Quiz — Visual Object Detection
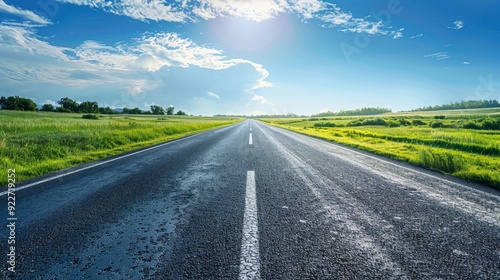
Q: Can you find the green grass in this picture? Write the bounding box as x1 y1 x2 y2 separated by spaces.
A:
260 108 500 189
0 111 242 185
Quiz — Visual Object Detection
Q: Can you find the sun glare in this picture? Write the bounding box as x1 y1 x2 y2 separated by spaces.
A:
208 15 293 53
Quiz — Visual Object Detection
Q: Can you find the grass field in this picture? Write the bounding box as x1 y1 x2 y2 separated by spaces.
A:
0 111 242 185
260 108 500 189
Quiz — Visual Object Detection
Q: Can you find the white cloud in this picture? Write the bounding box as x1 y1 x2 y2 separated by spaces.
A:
193 0 288 22
57 0 188 22
136 32 272 89
113 0 188 22
319 10 352 26
128 79 154 95
55 0 402 37
0 24 272 93
345 19 384 34
143 101 163 108
289 0 326 19
0 23 66 58
73 40 138 71
59 0 288 22
207 91 220 99
410 33 423 39
424 52 449 60
448 20 464 30
462 61 470 65
0 24 89 85
243 60 272 90
42 99 58 106
0 0 51 25
316 4 402 37
391 28 404 39
252 94 273 105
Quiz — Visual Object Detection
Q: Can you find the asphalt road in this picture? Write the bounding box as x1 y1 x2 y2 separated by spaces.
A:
1 119 499 279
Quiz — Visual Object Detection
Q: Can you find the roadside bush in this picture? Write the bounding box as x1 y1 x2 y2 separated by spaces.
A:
430 121 444 128
347 117 390 127
362 117 386 126
386 121 400 127
412 119 426 126
314 122 336 127
347 120 363 127
434 115 446 119
398 118 411 126
82 114 99 120
463 121 481 129
482 119 499 130
462 119 499 130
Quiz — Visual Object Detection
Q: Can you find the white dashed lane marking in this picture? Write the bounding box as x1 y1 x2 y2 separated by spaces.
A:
239 171 261 280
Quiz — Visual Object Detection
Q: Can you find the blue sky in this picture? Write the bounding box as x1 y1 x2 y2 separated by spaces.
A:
0 0 499 115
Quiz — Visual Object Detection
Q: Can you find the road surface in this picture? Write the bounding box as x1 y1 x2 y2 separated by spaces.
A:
1 119 499 279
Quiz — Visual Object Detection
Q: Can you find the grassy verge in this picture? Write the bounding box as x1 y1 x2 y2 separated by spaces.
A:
260 109 500 189
0 111 242 185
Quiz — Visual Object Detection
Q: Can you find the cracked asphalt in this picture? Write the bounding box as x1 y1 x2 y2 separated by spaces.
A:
1 119 499 279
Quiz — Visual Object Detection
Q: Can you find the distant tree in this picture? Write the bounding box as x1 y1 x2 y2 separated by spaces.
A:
175 110 187 115
150 105 165 115
166 106 174 115
58 97 79 113
312 107 391 117
99 106 116 114
18 97 37 111
79 101 99 113
56 107 72 113
0 96 36 111
123 107 142 114
410 100 500 112
40 103 55 112
132 107 143 114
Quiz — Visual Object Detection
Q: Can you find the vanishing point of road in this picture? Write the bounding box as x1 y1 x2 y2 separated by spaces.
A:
1 120 499 279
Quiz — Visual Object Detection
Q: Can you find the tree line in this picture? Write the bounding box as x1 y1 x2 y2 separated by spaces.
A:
0 96 187 115
312 107 392 117
410 100 500 112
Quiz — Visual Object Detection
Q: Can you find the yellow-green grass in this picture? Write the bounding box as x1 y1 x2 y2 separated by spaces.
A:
0 111 242 185
260 110 500 189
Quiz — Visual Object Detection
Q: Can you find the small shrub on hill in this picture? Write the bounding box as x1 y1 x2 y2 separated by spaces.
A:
430 121 444 128
482 119 499 130
463 121 481 129
314 122 337 127
82 114 99 120
412 119 426 126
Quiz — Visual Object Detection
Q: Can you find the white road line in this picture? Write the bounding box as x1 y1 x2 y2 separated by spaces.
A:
257 121 498 198
0 123 238 197
239 171 261 280
249 133 253 145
